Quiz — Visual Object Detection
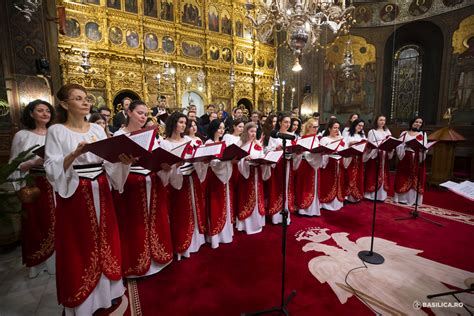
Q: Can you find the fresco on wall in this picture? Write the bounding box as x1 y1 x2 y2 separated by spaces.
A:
408 0 433 16
208 6 219 32
182 1 202 27
160 0 174 21
144 0 158 18
85 22 101 41
322 62 376 121
380 3 399 22
354 6 372 25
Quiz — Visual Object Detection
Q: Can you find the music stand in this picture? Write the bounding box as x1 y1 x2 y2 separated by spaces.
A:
358 146 385 265
395 135 442 227
242 138 296 316
427 279 474 315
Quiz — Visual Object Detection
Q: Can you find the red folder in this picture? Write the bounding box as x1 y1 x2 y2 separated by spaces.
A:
33 145 45 159
186 141 226 163
251 150 284 165
219 143 249 161
137 148 183 171
287 134 319 153
337 141 367 157
367 136 402 152
83 126 157 163
405 138 437 152
310 138 343 154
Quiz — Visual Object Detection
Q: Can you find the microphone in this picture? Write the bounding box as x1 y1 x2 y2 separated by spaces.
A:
271 130 296 140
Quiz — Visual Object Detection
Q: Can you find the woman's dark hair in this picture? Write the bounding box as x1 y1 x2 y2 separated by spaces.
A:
207 118 223 141
323 120 341 137
126 100 147 126
346 112 360 127
56 83 87 123
348 118 365 137
230 118 245 134
372 114 387 131
262 114 277 146
21 99 55 129
275 112 291 132
409 116 424 131
289 117 302 135
185 118 197 135
165 111 187 138
88 112 106 124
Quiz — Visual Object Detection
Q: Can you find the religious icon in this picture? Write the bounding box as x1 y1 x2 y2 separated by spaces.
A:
144 0 158 18
109 26 123 45
145 33 158 50
236 50 244 64
182 41 203 58
182 1 202 27
380 4 399 22
208 6 219 32
107 0 120 10
125 0 138 13
162 36 175 53
85 22 101 42
257 56 265 67
267 59 275 69
65 19 80 38
235 19 243 37
408 0 433 16
245 52 254 66
209 46 220 60
222 48 232 62
160 0 174 21
221 11 232 35
244 23 252 39
126 30 139 48
354 6 372 24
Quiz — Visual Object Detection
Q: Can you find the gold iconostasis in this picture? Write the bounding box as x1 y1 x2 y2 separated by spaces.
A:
58 0 277 115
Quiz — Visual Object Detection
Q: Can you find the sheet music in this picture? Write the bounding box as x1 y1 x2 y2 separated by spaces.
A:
264 150 283 163
128 129 155 150
170 141 191 158
352 142 366 152
440 180 474 201
326 140 341 151
297 135 317 150
194 143 223 157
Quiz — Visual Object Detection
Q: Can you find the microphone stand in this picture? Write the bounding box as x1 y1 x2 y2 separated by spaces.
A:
395 132 442 227
358 133 384 265
242 137 296 316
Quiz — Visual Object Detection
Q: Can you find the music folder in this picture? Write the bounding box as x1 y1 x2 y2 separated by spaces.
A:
405 138 437 152
83 126 157 163
287 134 319 153
337 140 367 157
186 141 226 163
33 145 45 159
251 150 284 165
219 143 249 161
310 139 342 155
137 141 190 172
367 136 402 152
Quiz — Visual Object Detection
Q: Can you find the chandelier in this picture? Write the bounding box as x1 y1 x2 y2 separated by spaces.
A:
246 0 355 58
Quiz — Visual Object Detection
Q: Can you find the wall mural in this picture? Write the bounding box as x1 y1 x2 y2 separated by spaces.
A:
323 35 376 121
380 3 399 23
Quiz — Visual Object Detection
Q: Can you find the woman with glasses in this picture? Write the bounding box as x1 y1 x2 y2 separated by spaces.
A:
9 99 56 278
44 84 134 315
294 118 323 216
112 100 173 278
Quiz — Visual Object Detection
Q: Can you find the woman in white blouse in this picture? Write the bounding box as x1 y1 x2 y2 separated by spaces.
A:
343 119 366 203
45 84 134 316
9 99 56 278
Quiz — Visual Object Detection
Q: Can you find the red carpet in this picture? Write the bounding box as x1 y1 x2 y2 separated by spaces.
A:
126 190 474 316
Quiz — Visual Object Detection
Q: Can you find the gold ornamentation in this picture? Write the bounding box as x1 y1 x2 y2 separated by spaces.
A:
452 15 474 55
